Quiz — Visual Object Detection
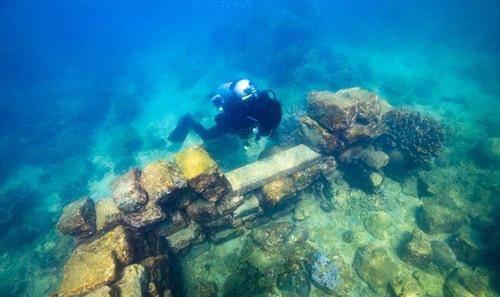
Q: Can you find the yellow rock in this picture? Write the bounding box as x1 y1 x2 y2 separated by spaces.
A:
95 198 121 233
174 146 217 180
58 244 117 296
140 160 186 202
80 225 134 265
261 177 296 207
82 286 114 297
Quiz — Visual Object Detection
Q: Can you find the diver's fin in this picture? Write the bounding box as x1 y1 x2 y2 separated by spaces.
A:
168 115 192 143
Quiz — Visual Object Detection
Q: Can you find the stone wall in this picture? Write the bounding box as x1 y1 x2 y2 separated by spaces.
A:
53 145 335 297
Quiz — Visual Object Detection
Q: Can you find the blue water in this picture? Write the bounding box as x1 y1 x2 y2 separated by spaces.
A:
0 1 499 296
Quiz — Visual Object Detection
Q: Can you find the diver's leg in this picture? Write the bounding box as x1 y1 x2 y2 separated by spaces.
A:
190 121 228 140
168 114 192 143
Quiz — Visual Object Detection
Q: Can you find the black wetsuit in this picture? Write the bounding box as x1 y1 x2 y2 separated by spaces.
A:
168 91 276 143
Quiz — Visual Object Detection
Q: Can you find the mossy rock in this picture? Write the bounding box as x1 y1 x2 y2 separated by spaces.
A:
417 204 465 234
353 244 398 292
363 211 391 239
174 146 218 180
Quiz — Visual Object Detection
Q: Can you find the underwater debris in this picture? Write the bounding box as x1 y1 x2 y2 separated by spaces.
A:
383 108 445 165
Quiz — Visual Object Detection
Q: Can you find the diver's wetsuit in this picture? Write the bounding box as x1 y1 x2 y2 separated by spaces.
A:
168 91 275 142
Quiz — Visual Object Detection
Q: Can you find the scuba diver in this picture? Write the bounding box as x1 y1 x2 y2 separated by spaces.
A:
168 79 282 147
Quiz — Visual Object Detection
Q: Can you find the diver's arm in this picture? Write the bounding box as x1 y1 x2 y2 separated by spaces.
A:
190 120 229 140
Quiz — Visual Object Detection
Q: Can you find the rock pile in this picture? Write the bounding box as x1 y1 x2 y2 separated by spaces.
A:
54 145 334 296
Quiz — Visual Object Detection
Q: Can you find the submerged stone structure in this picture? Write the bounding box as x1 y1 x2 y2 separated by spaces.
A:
53 144 333 296
53 88 477 297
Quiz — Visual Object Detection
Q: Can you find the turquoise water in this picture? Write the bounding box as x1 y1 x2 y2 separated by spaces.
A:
0 1 499 296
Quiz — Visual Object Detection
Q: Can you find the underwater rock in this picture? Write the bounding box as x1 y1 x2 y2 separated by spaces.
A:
431 240 457 270
340 147 389 170
447 267 490 297
449 230 482 264
165 223 204 255
290 156 336 192
261 177 296 207
174 146 230 202
368 172 384 190
187 280 218 297
115 264 148 297
112 169 148 213
217 194 244 215
277 263 311 297
307 88 391 143
186 199 219 223
443 267 492 297
389 276 425 297
86 225 134 265
354 244 398 292
82 286 114 297
154 210 191 237
309 251 344 295
342 230 354 243
140 160 187 203
417 204 465 234
473 137 500 168
95 198 122 233
363 211 391 240
232 193 262 218
359 149 390 170
250 222 294 252
57 196 96 238
209 227 244 244
222 264 266 297
293 201 314 221
58 241 118 296
225 144 321 196
401 229 433 269
383 108 445 165
140 255 171 297
121 202 166 229
298 115 340 154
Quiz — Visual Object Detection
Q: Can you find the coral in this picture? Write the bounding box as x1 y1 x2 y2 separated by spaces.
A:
309 251 342 293
261 176 296 207
383 108 445 164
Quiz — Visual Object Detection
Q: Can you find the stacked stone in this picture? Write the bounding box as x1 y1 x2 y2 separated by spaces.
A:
54 144 335 296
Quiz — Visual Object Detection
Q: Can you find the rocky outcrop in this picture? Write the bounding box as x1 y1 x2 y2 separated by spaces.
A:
431 240 457 270
417 204 465 234
307 88 391 144
174 146 230 202
449 230 482 264
56 197 96 238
